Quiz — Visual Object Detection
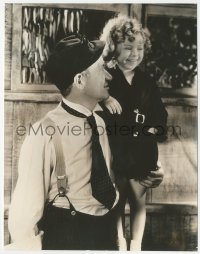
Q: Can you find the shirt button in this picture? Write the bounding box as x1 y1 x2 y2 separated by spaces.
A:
71 210 76 216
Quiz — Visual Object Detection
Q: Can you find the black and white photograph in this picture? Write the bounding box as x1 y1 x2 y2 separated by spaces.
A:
3 1 197 251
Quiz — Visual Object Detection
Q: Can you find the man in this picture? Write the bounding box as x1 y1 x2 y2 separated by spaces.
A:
6 33 164 250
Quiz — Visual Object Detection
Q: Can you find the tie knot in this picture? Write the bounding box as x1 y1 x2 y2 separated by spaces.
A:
87 114 95 125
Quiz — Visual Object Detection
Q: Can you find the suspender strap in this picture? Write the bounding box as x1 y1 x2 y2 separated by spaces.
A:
42 117 68 197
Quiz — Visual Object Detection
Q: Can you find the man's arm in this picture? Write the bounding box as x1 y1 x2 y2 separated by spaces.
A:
6 123 50 250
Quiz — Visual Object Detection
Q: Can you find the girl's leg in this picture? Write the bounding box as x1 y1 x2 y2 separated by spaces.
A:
115 176 129 250
128 179 147 251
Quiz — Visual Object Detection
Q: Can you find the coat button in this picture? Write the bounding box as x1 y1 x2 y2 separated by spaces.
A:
133 131 139 137
71 210 76 216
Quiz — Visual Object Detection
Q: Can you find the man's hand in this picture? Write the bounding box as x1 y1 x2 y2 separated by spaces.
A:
139 161 164 188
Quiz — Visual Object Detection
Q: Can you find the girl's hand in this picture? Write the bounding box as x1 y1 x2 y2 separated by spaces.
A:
104 96 122 114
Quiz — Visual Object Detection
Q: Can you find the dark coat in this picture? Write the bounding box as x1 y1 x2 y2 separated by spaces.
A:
97 66 168 179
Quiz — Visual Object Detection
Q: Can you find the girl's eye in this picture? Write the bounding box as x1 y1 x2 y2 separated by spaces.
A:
138 48 144 51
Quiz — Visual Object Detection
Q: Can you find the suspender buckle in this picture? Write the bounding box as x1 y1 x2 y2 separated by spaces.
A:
134 109 145 124
57 175 66 180
58 187 66 197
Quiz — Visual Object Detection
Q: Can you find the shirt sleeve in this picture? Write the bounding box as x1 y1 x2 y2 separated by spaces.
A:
7 123 50 250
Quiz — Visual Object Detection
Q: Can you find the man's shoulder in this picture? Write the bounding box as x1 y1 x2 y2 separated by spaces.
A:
22 104 61 140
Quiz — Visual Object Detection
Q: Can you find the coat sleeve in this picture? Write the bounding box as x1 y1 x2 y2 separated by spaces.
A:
6 123 50 250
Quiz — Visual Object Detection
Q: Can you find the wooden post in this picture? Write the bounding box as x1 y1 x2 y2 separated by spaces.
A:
129 4 142 22
5 4 12 90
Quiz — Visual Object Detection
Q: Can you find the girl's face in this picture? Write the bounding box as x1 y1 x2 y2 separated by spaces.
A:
116 33 144 71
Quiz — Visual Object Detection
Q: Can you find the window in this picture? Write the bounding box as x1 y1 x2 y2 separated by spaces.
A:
11 4 128 91
143 4 197 89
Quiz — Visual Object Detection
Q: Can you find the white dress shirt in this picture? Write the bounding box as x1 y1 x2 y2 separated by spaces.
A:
6 99 119 250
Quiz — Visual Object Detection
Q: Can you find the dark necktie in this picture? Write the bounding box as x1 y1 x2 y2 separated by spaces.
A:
61 101 116 210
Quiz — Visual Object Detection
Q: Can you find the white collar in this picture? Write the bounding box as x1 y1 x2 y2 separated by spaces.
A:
94 103 103 112
62 97 92 117
62 98 103 117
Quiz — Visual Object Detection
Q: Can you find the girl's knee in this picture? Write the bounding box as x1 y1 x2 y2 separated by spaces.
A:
128 179 147 199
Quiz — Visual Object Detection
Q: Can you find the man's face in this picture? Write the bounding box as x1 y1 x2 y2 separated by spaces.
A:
116 33 144 71
82 57 112 101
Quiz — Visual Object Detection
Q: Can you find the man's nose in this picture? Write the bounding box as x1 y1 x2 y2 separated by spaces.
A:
105 70 112 81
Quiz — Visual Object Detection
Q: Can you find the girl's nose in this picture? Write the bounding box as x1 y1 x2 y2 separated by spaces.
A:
130 49 138 57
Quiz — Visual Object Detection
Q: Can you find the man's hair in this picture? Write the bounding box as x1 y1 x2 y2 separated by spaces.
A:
62 85 73 97
100 15 151 53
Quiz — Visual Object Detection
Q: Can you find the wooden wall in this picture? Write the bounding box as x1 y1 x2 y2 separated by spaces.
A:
4 3 197 250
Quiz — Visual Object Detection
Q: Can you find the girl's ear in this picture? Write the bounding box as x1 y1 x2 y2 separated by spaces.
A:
73 73 85 90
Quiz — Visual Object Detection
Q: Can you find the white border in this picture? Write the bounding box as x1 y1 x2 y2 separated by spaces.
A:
0 1 198 254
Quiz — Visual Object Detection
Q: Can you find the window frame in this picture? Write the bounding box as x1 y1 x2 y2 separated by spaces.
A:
143 4 197 22
142 4 197 95
11 3 129 92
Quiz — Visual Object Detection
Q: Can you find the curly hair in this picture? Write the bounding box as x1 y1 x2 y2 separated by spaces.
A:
100 15 151 52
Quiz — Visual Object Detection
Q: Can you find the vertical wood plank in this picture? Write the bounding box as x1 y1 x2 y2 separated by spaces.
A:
5 4 12 90
11 4 22 90
11 102 59 191
130 4 142 21
152 105 197 203
4 101 14 245
4 219 9 245
4 101 13 207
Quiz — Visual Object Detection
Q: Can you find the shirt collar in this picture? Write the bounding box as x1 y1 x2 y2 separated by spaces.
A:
62 97 90 117
62 98 103 117
94 103 103 112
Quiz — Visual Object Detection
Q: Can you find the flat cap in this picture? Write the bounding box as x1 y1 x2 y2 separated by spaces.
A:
45 34 105 94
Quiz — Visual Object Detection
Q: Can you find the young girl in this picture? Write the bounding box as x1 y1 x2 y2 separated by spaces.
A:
100 16 168 250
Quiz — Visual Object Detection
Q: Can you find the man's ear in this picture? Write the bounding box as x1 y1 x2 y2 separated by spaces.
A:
73 73 85 90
